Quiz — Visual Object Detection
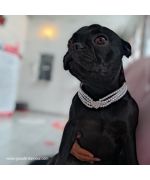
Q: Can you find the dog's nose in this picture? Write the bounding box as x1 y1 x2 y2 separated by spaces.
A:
73 42 84 50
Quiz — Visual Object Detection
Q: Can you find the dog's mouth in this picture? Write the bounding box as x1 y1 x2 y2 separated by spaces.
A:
69 50 101 72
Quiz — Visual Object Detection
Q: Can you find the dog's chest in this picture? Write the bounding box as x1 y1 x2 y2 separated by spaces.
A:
76 108 127 141
74 98 128 158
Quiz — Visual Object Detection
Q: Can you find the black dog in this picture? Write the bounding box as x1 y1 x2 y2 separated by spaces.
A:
47 24 139 165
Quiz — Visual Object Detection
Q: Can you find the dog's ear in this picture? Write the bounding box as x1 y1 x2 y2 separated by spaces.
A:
122 39 132 58
63 52 71 70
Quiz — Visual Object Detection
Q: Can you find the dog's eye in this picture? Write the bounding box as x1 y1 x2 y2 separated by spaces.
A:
94 36 107 45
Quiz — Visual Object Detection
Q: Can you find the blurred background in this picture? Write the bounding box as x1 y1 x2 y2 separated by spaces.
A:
0 15 150 164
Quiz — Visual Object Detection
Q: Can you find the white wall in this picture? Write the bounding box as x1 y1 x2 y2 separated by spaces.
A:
17 16 141 115
17 16 80 115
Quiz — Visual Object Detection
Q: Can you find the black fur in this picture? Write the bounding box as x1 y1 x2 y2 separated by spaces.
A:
46 24 139 165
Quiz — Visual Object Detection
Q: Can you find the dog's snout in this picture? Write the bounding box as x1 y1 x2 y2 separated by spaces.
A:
73 42 84 50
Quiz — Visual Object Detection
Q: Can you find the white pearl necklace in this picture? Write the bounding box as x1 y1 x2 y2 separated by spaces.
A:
78 83 128 109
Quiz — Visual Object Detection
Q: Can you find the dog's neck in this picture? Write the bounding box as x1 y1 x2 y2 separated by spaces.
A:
81 66 126 100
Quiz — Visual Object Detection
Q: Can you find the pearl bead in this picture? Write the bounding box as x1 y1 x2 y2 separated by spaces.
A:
78 83 127 109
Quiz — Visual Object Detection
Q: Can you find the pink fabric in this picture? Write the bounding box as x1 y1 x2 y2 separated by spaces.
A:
125 58 150 164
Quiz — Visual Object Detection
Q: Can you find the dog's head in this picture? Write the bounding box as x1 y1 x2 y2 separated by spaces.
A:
63 24 131 85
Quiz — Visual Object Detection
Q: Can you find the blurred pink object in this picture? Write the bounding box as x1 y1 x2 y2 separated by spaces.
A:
125 58 150 165
44 140 55 146
52 121 66 131
3 43 22 58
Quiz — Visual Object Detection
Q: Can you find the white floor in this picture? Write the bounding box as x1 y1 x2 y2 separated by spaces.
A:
0 112 67 165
